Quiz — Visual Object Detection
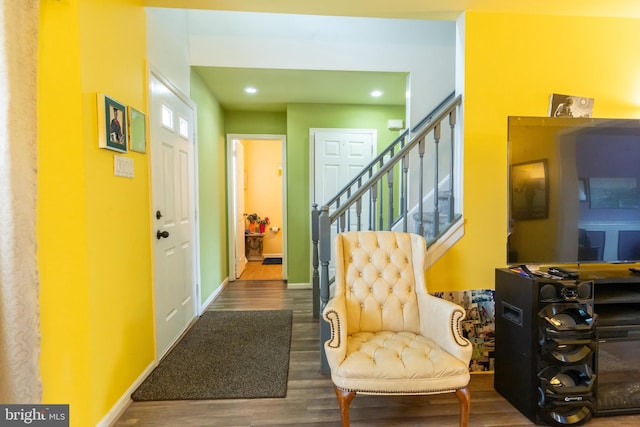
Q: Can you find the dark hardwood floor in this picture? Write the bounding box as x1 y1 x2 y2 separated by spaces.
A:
114 277 640 426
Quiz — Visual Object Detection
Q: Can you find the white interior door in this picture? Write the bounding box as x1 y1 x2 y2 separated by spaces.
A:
313 129 376 221
312 129 376 279
234 139 247 278
150 72 197 358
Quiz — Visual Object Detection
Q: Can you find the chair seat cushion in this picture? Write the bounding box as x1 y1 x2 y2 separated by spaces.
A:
331 331 470 394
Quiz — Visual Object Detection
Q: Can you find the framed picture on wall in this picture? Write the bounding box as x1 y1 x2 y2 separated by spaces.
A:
128 107 146 153
97 94 128 152
510 160 548 220
589 177 638 209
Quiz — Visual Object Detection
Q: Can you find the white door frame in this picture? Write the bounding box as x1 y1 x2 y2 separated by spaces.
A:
226 133 287 282
149 64 202 358
233 140 248 279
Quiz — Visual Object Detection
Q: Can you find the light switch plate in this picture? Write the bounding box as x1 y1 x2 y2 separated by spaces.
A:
114 155 134 178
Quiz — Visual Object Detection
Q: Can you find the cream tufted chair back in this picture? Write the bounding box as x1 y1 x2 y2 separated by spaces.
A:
336 230 424 335
324 231 472 427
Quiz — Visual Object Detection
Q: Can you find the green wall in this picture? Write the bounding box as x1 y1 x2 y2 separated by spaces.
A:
190 69 228 300
286 103 406 284
211 103 404 285
225 111 287 135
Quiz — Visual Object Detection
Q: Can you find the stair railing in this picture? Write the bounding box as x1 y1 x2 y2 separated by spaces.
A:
312 94 462 373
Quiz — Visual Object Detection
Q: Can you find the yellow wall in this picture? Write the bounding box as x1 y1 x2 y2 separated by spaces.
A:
38 1 153 425
244 139 284 254
38 0 92 415
427 12 640 292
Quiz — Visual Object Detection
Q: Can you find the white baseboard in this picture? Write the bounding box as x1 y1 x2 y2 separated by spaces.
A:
287 282 311 289
97 360 157 427
200 278 228 314
100 278 230 426
262 252 282 258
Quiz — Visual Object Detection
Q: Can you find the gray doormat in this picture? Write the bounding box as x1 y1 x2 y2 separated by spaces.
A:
131 310 292 401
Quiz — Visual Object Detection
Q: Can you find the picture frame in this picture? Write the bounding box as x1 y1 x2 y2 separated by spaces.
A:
548 93 594 118
128 107 146 153
589 177 638 209
97 94 127 152
578 178 588 202
510 160 548 220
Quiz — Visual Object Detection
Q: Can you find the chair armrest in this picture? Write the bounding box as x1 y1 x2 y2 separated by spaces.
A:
418 293 472 364
322 295 348 369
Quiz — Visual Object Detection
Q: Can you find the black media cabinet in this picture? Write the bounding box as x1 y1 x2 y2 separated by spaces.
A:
583 269 640 416
495 267 640 425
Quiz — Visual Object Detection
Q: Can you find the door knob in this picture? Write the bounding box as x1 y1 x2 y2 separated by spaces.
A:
157 230 169 240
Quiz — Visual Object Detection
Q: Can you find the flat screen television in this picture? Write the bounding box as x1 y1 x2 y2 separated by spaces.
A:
507 116 640 266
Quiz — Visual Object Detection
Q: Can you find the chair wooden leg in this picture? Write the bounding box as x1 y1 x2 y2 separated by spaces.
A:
455 386 471 427
334 386 356 427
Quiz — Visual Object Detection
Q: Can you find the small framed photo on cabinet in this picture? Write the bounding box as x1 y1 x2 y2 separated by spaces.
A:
97 94 128 153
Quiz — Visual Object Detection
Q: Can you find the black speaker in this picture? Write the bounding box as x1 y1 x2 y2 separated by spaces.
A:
538 281 593 303
537 364 596 426
495 269 597 426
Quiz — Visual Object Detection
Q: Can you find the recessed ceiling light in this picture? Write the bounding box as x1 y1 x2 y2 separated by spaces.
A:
245 87 258 94
371 90 383 97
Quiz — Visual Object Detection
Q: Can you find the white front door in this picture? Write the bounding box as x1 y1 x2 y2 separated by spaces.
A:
234 139 247 279
150 71 197 358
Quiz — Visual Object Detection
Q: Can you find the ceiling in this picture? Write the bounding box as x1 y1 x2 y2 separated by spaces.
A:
148 0 640 112
192 67 408 112
144 0 640 21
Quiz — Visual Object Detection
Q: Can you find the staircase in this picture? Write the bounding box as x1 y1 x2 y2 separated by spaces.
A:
413 190 461 241
311 93 463 373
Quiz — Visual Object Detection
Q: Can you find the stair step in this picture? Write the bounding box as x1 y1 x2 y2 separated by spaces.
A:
423 214 462 245
412 211 452 224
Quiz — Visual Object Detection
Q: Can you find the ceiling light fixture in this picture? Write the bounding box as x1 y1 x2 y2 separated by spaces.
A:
370 90 383 97
245 87 258 94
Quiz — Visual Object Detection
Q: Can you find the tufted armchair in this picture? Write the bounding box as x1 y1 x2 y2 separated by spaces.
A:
322 231 472 427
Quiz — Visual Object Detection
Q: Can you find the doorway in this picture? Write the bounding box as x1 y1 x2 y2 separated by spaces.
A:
149 68 200 359
227 134 287 282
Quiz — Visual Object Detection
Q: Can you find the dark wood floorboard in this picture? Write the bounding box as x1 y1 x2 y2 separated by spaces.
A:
114 278 640 426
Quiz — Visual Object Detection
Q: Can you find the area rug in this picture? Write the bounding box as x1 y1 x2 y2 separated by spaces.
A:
131 310 292 401
262 257 282 265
